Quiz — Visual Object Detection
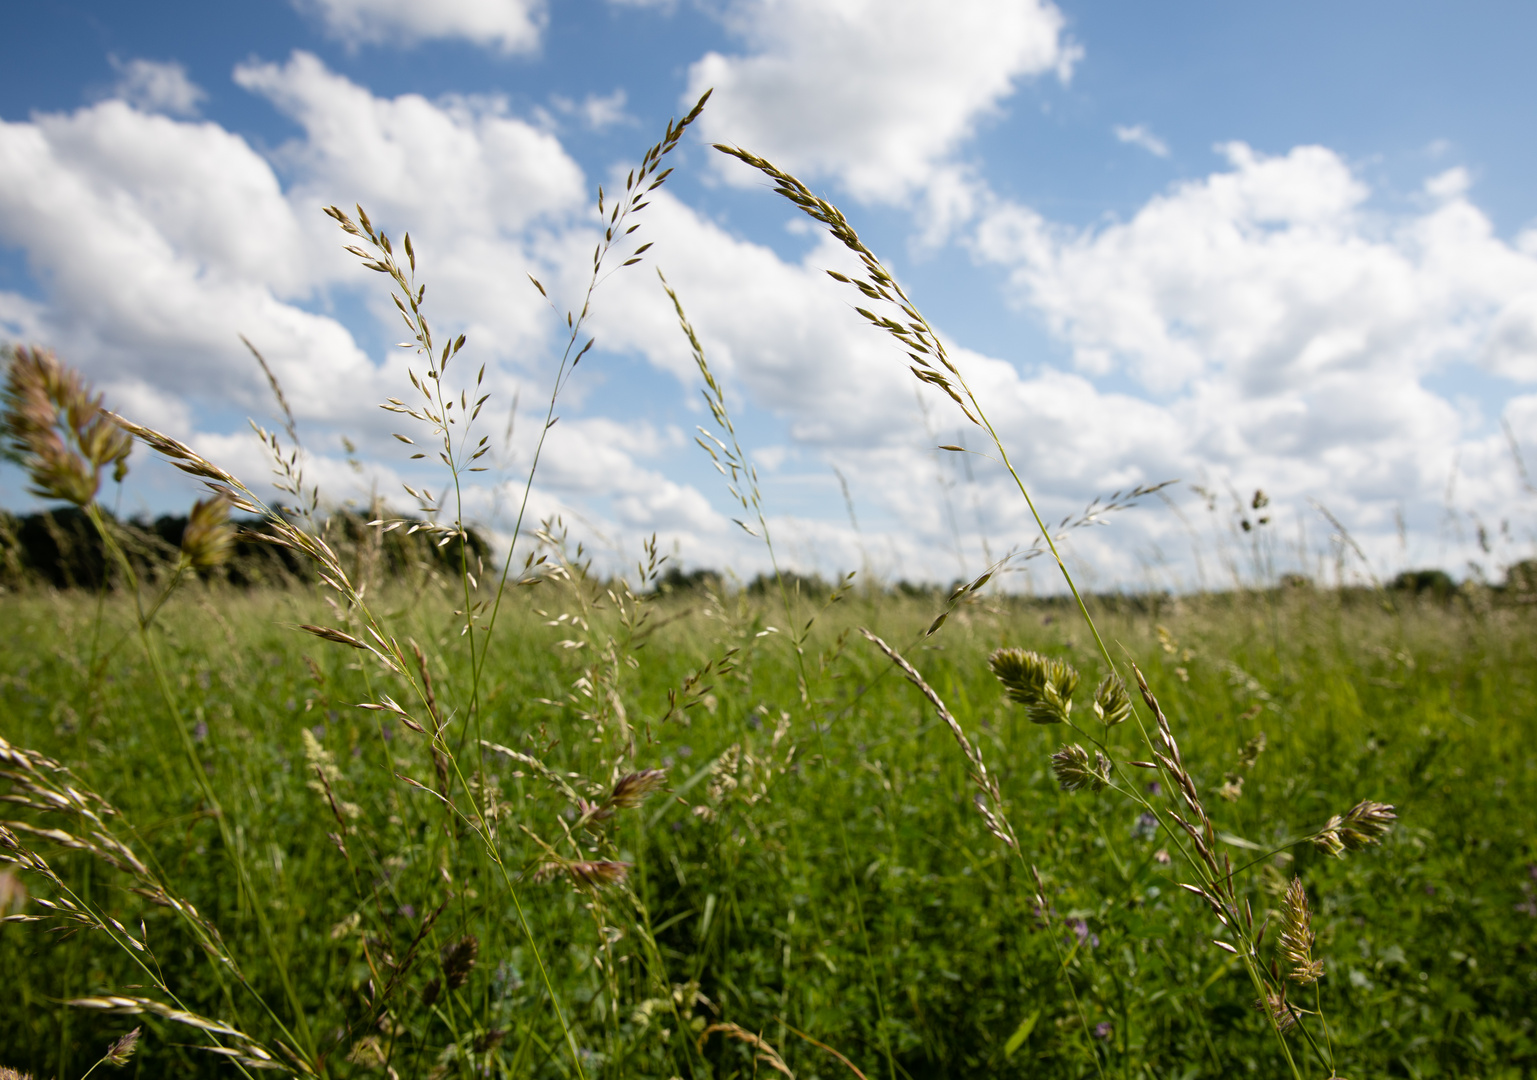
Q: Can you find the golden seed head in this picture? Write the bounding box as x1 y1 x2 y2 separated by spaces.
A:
1279 877 1324 985
990 648 1080 724
1051 743 1109 793
180 492 235 569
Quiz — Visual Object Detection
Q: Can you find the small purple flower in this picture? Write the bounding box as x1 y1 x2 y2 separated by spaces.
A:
398 904 416 919
1069 918 1099 948
1094 1021 1112 1041
1146 781 1162 796
191 720 208 743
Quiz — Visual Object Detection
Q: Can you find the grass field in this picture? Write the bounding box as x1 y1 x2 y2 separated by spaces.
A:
3 106 1535 1079
1 576 1533 1078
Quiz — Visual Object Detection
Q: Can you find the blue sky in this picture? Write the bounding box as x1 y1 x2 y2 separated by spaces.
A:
4 0 1537 589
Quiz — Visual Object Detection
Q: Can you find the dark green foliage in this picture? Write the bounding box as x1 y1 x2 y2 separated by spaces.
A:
1391 568 1457 597
0 508 490 589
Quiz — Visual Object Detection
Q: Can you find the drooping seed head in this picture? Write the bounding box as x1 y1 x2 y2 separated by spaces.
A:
440 935 479 990
1051 743 1109 793
1279 877 1324 984
1314 799 1396 857
609 768 668 810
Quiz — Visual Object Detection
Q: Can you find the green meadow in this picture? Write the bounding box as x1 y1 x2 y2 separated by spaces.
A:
1 577 1532 1078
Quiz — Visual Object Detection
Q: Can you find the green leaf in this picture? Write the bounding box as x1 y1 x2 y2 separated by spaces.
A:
1003 1010 1038 1059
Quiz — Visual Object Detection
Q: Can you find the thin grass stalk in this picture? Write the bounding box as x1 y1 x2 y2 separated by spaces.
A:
663 277 897 1080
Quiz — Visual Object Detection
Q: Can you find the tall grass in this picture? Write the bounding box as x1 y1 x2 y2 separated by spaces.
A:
1 103 1534 1080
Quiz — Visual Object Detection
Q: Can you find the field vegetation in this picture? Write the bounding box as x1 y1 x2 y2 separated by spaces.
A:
1 98 1534 1080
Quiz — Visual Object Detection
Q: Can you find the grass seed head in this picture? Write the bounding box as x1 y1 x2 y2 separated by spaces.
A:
1254 987 1298 1032
1279 877 1324 984
1051 743 1109 793
440 935 479 991
180 491 235 569
1315 799 1396 856
0 1068 35 1080
103 1026 142 1066
570 860 631 889
609 768 668 810
2 346 132 505
1092 673 1132 726
990 648 1079 724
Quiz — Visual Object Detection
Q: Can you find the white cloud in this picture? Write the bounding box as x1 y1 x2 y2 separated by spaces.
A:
1113 123 1169 158
549 90 634 132
4 45 1534 588
296 0 546 53
688 0 1079 202
0 56 756 571
109 58 207 117
979 142 1537 391
956 141 1537 581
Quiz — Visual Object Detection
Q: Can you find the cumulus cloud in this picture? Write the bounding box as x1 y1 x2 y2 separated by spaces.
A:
957 141 1537 580
1113 123 1169 158
687 0 1079 202
296 0 546 53
978 142 1537 391
234 52 585 364
0 56 684 553
109 58 207 117
548 89 634 132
